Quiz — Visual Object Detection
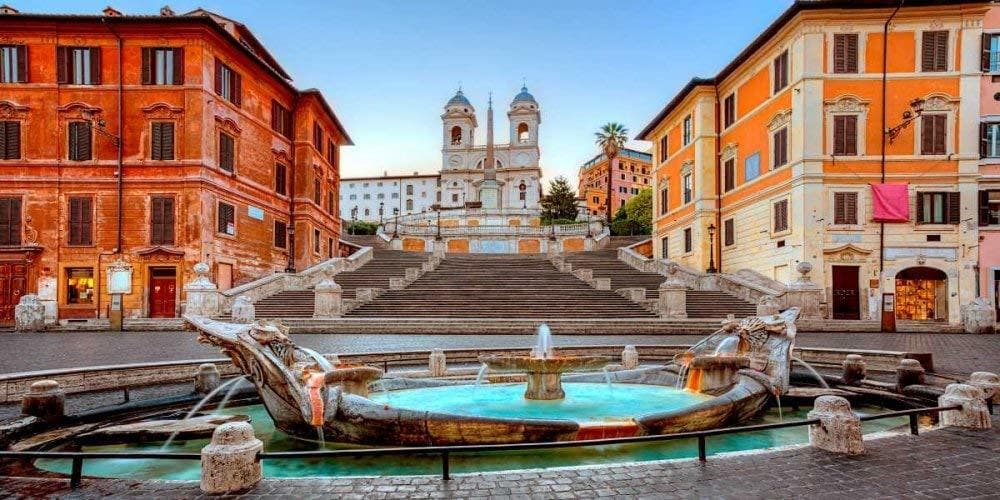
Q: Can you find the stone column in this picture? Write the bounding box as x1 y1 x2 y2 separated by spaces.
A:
428 349 447 377
783 262 824 319
184 262 220 317
622 345 639 369
230 296 255 324
938 384 992 430
14 294 45 332
841 354 866 386
194 364 221 394
313 279 343 318
807 395 864 455
658 280 687 319
201 421 263 494
961 298 996 334
21 380 64 423
896 359 926 392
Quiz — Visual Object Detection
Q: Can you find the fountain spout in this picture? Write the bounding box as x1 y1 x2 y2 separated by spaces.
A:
530 324 554 359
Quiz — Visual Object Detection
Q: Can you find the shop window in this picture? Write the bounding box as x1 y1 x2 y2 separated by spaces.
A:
66 267 95 304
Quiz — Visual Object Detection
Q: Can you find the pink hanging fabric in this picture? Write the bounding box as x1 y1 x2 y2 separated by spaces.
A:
871 183 909 222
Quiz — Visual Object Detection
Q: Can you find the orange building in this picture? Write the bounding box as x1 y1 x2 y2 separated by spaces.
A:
577 148 652 216
639 0 988 324
0 6 351 325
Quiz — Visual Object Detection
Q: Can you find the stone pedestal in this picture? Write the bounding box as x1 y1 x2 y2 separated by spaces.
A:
429 349 447 377
356 288 376 303
405 267 420 281
432 240 446 258
808 396 864 455
231 296 255 323
622 345 639 369
194 363 221 394
200 422 263 494
14 294 45 332
573 269 593 282
525 372 565 400
658 280 687 319
783 262 824 319
896 359 926 392
756 295 780 317
592 278 611 290
969 372 999 404
313 279 343 318
961 298 996 334
620 287 646 302
842 354 866 386
389 277 407 290
184 262 220 317
389 238 402 250
21 380 64 423
939 384 992 430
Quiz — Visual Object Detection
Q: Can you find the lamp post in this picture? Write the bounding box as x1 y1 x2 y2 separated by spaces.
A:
379 202 384 225
392 207 399 239
586 211 593 238
885 98 926 144
350 207 357 236
706 223 717 274
435 206 442 241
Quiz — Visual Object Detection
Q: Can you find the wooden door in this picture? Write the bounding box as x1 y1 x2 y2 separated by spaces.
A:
149 276 177 318
217 263 233 291
0 261 28 325
832 265 860 320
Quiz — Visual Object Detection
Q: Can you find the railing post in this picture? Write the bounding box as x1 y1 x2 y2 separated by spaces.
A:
909 413 919 436
697 435 706 462
70 456 83 489
442 451 450 480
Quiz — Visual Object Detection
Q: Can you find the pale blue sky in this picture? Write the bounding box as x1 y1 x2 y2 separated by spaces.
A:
32 0 790 186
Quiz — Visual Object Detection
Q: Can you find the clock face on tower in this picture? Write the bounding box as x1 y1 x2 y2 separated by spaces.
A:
514 152 530 167
448 155 462 168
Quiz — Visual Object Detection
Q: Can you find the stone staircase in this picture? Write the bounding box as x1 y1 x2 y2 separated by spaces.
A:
562 246 758 319
346 254 657 319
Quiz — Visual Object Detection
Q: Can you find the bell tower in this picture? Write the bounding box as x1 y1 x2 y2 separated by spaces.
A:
441 89 477 170
507 85 540 171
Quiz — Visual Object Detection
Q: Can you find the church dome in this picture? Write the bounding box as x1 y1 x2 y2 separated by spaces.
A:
512 85 537 105
446 90 473 109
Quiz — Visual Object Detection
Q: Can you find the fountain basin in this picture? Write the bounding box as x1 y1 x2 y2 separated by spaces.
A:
479 355 611 400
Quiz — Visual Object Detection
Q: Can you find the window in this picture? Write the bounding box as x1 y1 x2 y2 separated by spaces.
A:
68 121 92 161
57 46 100 85
683 228 692 253
833 192 858 225
921 115 947 155
450 126 462 145
917 192 960 224
451 193 458 202
660 236 668 258
274 220 287 249
218 132 235 172
724 218 735 247
0 197 21 245
68 197 93 246
723 94 735 128
979 191 1000 226
682 115 692 145
517 123 530 143
773 199 789 233
314 179 321 204
833 34 858 73
658 135 668 162
744 153 761 182
313 122 323 150
773 50 789 93
217 201 235 235
363 193 371 200
682 173 692 204
0 45 27 83
406 184 414 196
0 120 20 159
772 127 788 167
406 199 413 211
141 47 183 85
328 237 334 259
150 196 175 245
65 268 95 304
327 140 336 165
349 194 356 200
921 31 948 72
377 193 385 200
723 158 735 192
274 164 287 195
621 173 626 180
982 123 1000 158
982 33 1000 72
832 115 857 156
313 228 321 254
214 59 241 105
270 100 292 138
327 194 335 214
659 186 668 215
150 122 175 160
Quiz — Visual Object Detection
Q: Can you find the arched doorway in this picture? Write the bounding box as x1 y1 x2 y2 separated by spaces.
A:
895 267 947 321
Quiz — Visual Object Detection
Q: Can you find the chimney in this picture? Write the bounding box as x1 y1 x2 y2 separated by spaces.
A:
0 4 20 14
102 6 123 16
160 5 175 16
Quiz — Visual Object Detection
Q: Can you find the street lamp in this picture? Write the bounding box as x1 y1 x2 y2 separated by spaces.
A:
706 223 717 274
350 206 358 235
392 207 399 239
435 206 442 241
379 202 384 225
885 98 926 144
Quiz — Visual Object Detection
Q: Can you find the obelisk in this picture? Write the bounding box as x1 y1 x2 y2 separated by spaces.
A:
478 93 501 209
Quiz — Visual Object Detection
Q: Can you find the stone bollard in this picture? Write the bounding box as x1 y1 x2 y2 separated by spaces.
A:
938 384 992 430
807 395 864 455
428 349 447 377
405 267 420 281
573 268 593 282
14 294 45 332
896 359 925 392
969 372 999 407
841 354 866 386
313 279 343 318
201 421 263 494
593 278 611 290
658 280 687 319
21 380 65 423
194 363 221 394
961 297 996 334
231 296 255 324
756 295 781 317
389 277 407 290
356 288 375 303
422 261 435 273
622 345 639 369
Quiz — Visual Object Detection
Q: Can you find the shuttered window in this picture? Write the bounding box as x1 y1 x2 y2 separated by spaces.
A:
658 186 668 215
773 50 789 93
921 31 948 72
0 197 21 246
213 59 241 106
314 179 321 204
723 158 735 192
273 220 287 249
68 197 93 246
271 100 292 138
773 199 789 233
313 122 324 150
833 192 858 225
150 196 175 245
724 218 735 247
982 33 1000 72
56 46 100 85
682 174 692 204
68 121 92 161
150 122 175 160
981 122 1000 158
313 228 321 254
658 135 668 162
219 132 235 172
660 236 668 258
682 115 692 145
921 114 947 155
917 192 960 224
833 34 858 73
723 94 736 128
0 45 28 83
326 139 336 165
0 121 20 159
274 164 287 195
980 190 1000 226
217 202 235 235
833 115 858 156
773 127 788 167
683 228 692 253
141 47 183 85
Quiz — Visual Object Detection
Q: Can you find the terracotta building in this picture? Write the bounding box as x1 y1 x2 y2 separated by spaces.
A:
577 148 652 217
639 0 988 324
978 6 1000 317
0 6 351 325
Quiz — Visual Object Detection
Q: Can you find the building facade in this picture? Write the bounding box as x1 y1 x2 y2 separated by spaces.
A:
978 6 1000 317
340 172 440 222
0 6 351 324
577 148 652 216
639 0 989 324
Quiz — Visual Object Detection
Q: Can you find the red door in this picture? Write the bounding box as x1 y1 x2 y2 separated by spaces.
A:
832 265 860 320
0 261 27 325
149 276 177 318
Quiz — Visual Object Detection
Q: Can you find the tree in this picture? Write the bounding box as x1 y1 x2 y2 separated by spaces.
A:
594 122 629 225
610 188 652 235
540 176 579 223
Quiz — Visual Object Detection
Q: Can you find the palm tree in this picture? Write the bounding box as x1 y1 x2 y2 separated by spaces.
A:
594 122 629 224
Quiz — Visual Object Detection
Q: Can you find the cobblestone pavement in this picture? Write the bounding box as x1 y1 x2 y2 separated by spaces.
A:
1 415 997 499
0 330 997 376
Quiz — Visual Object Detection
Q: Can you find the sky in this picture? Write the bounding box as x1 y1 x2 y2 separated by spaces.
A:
31 0 791 188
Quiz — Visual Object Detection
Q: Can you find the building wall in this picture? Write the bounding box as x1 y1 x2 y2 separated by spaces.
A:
577 150 652 216
340 175 441 222
980 7 1000 312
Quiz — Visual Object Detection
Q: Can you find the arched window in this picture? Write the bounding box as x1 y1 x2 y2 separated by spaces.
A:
450 126 462 145
517 123 530 143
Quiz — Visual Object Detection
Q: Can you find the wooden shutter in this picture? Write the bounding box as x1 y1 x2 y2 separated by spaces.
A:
774 200 788 232
916 193 925 223
0 121 15 159
162 123 174 160
217 202 234 234
151 197 174 245
89 47 101 85
274 221 287 248
270 100 279 131
0 198 21 245
56 46 68 84
845 192 857 225
69 197 92 245
724 218 734 246
231 70 242 107
151 122 162 160
980 191 991 226
172 48 184 85
214 58 223 95
275 164 286 195
922 31 948 71
947 192 961 224
921 115 947 155
724 158 734 191
833 34 846 73
981 122 989 158
834 115 858 155
933 115 946 154
834 192 845 224
15 45 27 83
219 133 233 171
983 33 993 72
141 48 152 84
69 122 91 161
